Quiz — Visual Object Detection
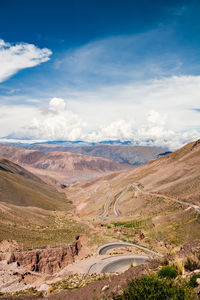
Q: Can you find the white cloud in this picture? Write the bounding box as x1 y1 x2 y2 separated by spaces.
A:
48 97 66 113
10 98 86 141
66 75 200 133
0 39 52 82
135 110 199 149
1 75 200 150
88 120 135 142
53 28 186 86
147 110 166 126
86 110 199 149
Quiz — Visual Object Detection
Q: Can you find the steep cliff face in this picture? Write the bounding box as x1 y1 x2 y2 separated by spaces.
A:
0 237 81 274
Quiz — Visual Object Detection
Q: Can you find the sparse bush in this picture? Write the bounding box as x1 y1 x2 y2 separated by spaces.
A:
175 258 185 275
189 274 200 288
158 265 178 279
15 288 42 296
184 257 199 271
114 275 197 300
162 258 169 266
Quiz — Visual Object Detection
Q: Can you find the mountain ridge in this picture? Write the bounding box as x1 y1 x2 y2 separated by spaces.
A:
0 143 131 185
23 144 169 166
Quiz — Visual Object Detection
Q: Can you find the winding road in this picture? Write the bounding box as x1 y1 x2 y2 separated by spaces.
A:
88 254 149 274
113 184 132 216
101 182 200 219
86 241 161 274
95 182 200 273
97 242 162 256
132 183 200 213
99 194 112 219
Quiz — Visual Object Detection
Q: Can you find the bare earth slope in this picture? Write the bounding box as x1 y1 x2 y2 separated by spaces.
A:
67 139 200 210
0 158 68 210
135 139 200 204
0 144 131 185
24 144 168 166
0 158 87 248
66 139 200 248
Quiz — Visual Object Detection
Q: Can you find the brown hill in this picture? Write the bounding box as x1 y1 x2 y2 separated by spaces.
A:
70 139 200 206
24 144 168 166
0 157 68 209
133 138 200 204
0 157 87 248
0 144 131 185
0 157 42 184
66 139 200 249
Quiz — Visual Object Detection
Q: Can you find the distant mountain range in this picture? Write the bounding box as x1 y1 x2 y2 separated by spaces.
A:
23 143 170 166
0 139 134 146
0 143 131 185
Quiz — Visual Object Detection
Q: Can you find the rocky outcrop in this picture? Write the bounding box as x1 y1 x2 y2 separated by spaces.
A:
0 237 81 274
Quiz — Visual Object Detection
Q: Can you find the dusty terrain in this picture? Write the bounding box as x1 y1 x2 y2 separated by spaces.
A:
64 139 200 249
0 158 88 248
0 140 200 298
1 240 200 300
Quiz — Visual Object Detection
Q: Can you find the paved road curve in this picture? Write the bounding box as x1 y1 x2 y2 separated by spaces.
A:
113 184 133 217
111 183 200 219
97 242 162 257
133 183 200 213
86 241 162 274
99 194 112 219
94 181 200 274
87 254 149 274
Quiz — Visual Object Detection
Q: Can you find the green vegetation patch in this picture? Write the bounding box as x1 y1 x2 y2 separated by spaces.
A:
158 265 178 279
114 275 197 300
112 219 147 229
189 274 200 288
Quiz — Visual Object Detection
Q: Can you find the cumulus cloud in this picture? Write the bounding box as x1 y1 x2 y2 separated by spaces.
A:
134 110 200 149
88 119 135 142
10 98 86 141
6 98 199 150
87 110 199 149
0 39 52 82
1 74 200 150
48 97 66 113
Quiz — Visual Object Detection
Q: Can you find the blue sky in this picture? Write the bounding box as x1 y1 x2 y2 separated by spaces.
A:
0 0 200 148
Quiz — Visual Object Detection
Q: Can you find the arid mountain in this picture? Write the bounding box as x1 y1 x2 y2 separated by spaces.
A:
0 157 87 248
69 139 200 205
0 157 42 184
0 141 199 297
0 157 68 210
24 144 169 166
0 144 131 185
133 139 200 204
66 139 200 248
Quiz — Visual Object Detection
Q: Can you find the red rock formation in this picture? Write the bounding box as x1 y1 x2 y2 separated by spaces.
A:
0 238 81 274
